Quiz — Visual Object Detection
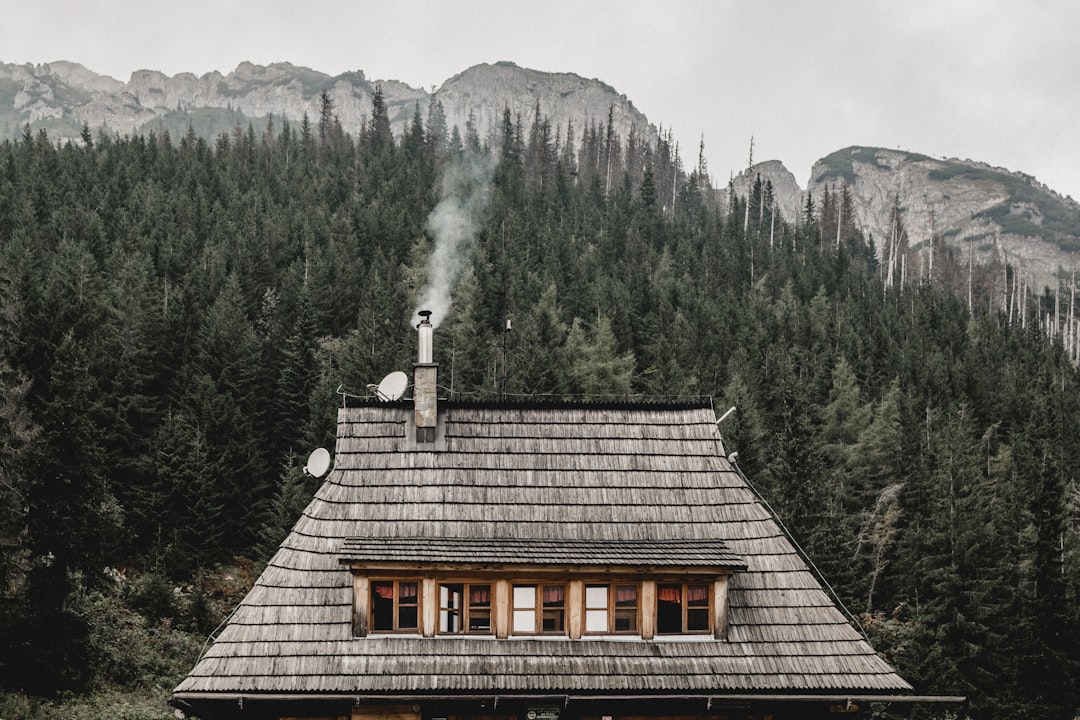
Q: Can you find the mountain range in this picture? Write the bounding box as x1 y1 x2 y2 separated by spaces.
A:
4 59 1078 287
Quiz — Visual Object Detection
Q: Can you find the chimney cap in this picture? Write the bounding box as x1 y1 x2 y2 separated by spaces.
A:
417 309 433 326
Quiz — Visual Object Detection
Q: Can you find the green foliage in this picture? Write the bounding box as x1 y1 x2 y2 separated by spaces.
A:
815 146 932 185
0 688 179 720
928 159 1080 249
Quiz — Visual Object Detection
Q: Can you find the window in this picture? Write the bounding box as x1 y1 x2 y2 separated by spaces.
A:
371 580 419 632
512 584 565 634
656 583 710 634
584 584 639 634
356 574 719 639
438 583 492 634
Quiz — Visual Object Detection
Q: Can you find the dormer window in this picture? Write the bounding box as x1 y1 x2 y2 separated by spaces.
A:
585 584 639 634
341 537 744 640
656 582 711 634
371 580 419 632
512 583 566 635
438 582 492 634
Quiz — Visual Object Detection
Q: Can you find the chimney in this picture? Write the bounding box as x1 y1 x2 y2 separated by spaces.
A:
414 310 438 443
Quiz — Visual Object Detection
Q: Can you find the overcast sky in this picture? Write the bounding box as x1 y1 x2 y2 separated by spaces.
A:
6 0 1078 199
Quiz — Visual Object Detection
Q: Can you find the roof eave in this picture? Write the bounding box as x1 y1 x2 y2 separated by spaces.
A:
172 691 964 704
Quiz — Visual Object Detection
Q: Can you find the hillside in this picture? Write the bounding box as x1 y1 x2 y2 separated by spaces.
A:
810 147 1080 288
727 148 1080 288
5 60 1080 286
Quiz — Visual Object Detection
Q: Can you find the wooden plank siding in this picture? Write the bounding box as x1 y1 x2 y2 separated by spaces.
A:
175 403 911 701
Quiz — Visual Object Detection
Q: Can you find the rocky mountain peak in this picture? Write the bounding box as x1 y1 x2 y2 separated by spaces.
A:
726 160 804 222
436 61 657 149
808 147 1080 288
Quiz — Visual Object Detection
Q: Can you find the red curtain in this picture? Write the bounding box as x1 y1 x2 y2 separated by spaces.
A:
687 584 709 603
657 586 681 603
614 585 638 604
470 585 491 605
542 585 564 604
658 584 709 603
374 582 418 600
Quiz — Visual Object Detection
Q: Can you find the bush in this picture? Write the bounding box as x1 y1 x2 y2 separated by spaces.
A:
82 587 203 691
0 688 179 720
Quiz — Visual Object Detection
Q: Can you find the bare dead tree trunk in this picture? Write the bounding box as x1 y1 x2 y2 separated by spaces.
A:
743 137 753 235
1070 269 1076 360
972 240 980 313
769 205 776 251
1021 271 1028 330
928 207 935 286
836 192 842 251
1055 281 1061 339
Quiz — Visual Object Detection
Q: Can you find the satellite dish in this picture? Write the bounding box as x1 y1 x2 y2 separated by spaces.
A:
305 447 331 478
375 371 408 401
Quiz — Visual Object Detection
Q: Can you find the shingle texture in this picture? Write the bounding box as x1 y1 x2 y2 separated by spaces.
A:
174 404 911 697
340 536 747 569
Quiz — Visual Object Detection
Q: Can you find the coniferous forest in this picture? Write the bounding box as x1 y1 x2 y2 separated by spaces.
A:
1 91 1078 719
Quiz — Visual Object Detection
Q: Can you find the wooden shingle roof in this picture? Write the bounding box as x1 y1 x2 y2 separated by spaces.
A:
174 403 911 699
339 536 748 569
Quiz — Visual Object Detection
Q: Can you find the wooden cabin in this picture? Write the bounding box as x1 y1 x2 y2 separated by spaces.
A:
173 316 954 720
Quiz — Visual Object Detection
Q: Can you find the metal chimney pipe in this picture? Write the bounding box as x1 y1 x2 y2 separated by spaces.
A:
417 310 433 364
414 310 438 443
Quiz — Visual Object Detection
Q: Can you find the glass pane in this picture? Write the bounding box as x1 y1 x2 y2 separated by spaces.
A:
468 608 491 633
441 583 463 608
371 582 394 631
398 582 418 602
656 584 682 633
657 584 681 603
470 584 491 607
687 584 709 607
398 604 418 629
513 609 535 632
542 608 565 633
513 585 536 609
542 585 564 606
440 608 460 633
614 584 637 632
585 608 608 633
439 584 462 633
687 607 709 632
585 585 608 609
614 608 637 632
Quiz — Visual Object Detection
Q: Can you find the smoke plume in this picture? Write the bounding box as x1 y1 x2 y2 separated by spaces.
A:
414 150 497 328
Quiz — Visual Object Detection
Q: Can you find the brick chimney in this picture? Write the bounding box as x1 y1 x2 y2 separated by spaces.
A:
414 310 438 443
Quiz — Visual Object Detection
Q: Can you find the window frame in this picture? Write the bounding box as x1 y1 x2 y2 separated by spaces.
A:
583 582 641 635
510 582 567 635
437 581 493 636
369 579 421 633
655 581 712 635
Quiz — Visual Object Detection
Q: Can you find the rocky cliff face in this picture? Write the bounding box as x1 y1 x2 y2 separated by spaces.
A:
436 61 656 149
726 159 804 224
808 147 1080 288
0 60 431 139
0 60 655 154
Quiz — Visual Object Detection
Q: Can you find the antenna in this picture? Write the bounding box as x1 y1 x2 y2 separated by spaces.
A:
374 371 408 401
304 447 331 478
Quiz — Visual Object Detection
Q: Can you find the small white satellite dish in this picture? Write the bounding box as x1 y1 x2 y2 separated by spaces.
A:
375 370 408 402
305 447 331 478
